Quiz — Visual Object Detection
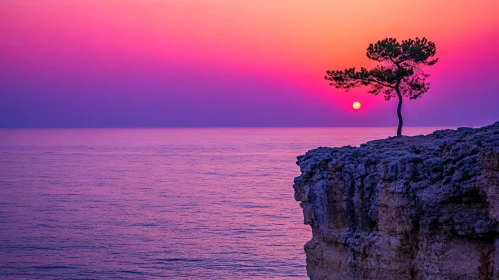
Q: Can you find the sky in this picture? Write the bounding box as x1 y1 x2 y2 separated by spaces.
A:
1 0 498 128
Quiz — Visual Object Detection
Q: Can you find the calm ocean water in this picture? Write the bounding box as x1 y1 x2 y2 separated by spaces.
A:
0 127 440 279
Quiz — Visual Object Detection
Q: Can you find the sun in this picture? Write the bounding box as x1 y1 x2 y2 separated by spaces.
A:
352 102 361 110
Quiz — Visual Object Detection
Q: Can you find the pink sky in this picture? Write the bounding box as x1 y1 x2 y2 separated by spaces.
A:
1 0 498 127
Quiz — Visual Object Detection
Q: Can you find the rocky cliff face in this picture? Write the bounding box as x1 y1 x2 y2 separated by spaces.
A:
293 122 499 280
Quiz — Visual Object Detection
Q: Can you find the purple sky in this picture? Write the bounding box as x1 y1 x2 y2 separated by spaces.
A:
1 1 498 128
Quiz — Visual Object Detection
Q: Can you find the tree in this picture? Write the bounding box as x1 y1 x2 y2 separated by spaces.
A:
325 37 438 137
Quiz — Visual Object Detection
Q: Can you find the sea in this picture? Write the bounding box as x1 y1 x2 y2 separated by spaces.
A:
0 127 441 279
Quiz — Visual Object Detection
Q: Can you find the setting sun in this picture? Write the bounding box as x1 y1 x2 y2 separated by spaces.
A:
353 102 361 110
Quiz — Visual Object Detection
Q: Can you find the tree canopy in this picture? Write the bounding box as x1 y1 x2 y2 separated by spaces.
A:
325 37 438 136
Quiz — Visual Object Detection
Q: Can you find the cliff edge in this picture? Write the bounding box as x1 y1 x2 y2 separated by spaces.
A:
293 122 499 280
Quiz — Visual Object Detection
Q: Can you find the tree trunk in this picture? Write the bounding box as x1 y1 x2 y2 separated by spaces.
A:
396 89 403 137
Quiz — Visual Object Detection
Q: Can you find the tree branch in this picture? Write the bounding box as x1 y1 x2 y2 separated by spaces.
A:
389 57 400 67
358 76 394 88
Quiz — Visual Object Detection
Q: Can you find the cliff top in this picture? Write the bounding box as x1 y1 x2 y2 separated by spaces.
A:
297 121 499 175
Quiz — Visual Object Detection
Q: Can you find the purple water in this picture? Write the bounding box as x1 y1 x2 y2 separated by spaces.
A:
0 127 441 279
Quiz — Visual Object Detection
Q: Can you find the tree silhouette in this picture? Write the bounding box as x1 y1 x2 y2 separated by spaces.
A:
325 37 438 136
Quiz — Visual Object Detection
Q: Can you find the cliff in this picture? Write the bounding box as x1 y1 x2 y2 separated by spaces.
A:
293 122 499 280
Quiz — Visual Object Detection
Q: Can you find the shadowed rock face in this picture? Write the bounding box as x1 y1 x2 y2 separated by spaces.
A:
293 122 499 280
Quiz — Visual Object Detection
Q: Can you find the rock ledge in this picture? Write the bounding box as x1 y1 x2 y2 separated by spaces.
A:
293 122 499 279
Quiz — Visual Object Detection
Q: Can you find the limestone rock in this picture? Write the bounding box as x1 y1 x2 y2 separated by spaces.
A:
293 122 499 280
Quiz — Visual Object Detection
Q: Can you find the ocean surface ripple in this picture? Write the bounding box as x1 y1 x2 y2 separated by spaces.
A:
0 127 439 279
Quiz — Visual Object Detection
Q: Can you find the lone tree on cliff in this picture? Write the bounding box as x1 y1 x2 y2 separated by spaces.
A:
325 37 438 136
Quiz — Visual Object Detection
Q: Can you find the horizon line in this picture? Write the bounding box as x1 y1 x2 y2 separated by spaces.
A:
0 125 468 129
